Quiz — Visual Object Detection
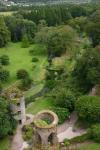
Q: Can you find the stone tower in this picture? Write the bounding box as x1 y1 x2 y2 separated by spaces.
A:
32 110 58 150
2 87 26 125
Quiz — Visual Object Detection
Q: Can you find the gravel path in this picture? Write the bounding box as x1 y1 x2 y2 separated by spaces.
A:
11 114 34 150
57 112 86 142
11 126 23 150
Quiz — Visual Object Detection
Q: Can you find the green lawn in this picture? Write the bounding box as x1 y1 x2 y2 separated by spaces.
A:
0 137 10 150
78 143 100 150
25 83 44 98
0 11 14 16
26 96 54 114
0 42 47 87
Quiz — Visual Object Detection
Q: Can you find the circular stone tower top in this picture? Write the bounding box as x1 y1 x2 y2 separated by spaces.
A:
32 110 58 150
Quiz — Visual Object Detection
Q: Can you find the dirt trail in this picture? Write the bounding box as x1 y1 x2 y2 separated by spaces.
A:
57 112 86 142
11 126 23 150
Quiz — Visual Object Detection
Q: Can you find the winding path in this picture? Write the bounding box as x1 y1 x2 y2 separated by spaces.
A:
57 112 86 142
11 126 23 150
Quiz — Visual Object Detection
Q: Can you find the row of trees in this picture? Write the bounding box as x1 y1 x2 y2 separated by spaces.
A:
0 4 99 47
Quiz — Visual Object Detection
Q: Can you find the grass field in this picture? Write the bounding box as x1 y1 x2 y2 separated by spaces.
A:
78 143 100 150
26 96 54 114
0 11 14 16
0 137 10 150
25 83 44 98
0 42 47 87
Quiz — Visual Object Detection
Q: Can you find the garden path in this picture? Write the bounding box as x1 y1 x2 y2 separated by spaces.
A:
57 112 86 142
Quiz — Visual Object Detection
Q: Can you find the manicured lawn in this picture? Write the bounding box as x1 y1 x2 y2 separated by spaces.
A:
78 143 100 150
0 43 47 87
26 97 54 114
0 11 14 16
0 137 10 150
25 83 44 98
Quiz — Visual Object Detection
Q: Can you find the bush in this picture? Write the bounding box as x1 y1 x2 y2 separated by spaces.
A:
0 83 2 93
54 89 76 112
25 96 35 105
32 57 39 62
0 69 10 82
17 69 29 79
70 133 89 143
19 77 32 90
0 55 10 65
51 107 69 124
75 96 100 123
88 124 100 143
21 34 29 48
22 125 33 141
29 49 34 55
63 139 70 146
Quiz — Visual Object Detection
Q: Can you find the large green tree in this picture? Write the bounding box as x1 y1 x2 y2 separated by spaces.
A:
0 17 10 47
73 46 100 92
75 95 100 123
35 25 77 57
0 97 16 138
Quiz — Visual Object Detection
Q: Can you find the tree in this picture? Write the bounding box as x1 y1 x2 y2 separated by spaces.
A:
73 47 100 92
75 96 100 123
88 124 100 143
16 69 29 79
5 16 36 42
53 87 76 112
35 25 77 57
0 55 10 65
0 68 10 82
19 77 32 90
85 10 100 47
0 97 16 138
0 17 10 47
21 34 29 48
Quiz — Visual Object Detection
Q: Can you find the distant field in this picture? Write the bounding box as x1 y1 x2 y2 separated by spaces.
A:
78 143 100 150
0 42 47 87
0 11 15 16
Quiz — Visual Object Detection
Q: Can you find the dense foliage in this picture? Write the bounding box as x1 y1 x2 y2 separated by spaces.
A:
75 96 100 123
88 124 100 143
73 46 100 92
0 17 10 47
0 97 16 138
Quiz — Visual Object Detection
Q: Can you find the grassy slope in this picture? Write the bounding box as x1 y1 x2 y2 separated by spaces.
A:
0 42 47 87
0 137 10 150
78 143 100 150
26 97 54 114
25 83 44 98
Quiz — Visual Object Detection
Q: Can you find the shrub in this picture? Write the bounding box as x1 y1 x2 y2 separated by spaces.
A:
0 83 2 93
0 69 10 82
0 55 10 65
32 57 39 62
22 125 33 141
29 49 34 55
63 139 70 146
70 133 89 143
17 69 29 79
25 96 35 105
21 34 29 48
75 96 100 123
88 124 100 143
19 77 32 90
51 107 69 124
54 89 76 112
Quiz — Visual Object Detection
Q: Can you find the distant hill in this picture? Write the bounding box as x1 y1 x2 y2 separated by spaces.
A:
7 0 92 4
2 0 100 5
